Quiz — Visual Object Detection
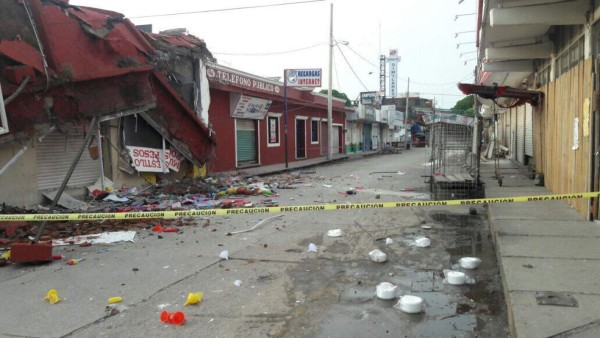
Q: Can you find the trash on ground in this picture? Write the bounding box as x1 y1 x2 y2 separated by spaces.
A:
160 311 186 325
385 238 393 245
395 295 425 313
308 243 317 252
414 237 431 248
444 269 466 285
421 225 433 230
459 257 482 269
327 229 343 237
153 225 179 233
66 258 84 265
369 249 387 263
376 282 398 299
322 184 333 188
108 296 123 304
184 292 203 306
44 289 61 304
51 231 136 246
218 250 229 260
103 194 129 203
234 280 242 287
227 214 284 235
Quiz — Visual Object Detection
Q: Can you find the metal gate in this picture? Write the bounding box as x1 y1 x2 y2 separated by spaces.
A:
516 106 526 164
236 119 257 165
525 104 533 157
37 126 100 191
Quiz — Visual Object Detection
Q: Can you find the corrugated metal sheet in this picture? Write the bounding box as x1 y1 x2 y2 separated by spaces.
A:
510 109 517 157
517 106 526 164
525 104 533 157
236 119 256 164
36 127 100 191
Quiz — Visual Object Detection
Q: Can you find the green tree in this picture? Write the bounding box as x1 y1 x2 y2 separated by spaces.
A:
451 95 475 116
319 89 353 107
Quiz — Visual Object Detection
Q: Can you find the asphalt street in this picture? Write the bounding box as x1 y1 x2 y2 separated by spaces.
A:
0 148 508 337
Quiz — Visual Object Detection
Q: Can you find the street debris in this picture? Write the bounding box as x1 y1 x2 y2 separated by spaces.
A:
535 291 578 307
51 231 136 246
160 311 186 325
458 257 482 269
414 237 431 248
108 296 123 304
326 229 343 237
234 280 242 287
376 282 398 299
308 243 317 252
44 289 61 304
385 238 393 245
218 250 229 260
395 295 425 314
227 215 284 235
369 249 387 263
66 258 84 265
184 292 203 306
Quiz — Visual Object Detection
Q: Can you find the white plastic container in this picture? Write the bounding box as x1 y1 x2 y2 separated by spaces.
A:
414 237 431 248
459 257 482 269
376 282 398 299
446 271 466 285
369 249 388 263
395 295 425 313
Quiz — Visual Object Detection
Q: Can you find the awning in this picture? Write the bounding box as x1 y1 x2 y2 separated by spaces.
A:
457 83 543 109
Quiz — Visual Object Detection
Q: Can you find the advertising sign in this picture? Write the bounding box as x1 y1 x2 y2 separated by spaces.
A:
230 94 271 119
206 65 281 95
387 49 400 98
360 91 377 105
285 69 322 87
126 146 181 173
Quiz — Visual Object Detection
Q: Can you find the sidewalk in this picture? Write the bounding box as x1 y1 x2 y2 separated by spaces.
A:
232 150 382 177
481 158 600 337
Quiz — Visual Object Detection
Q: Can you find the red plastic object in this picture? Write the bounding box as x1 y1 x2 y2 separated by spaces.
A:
162 227 179 233
160 311 186 325
9 242 53 263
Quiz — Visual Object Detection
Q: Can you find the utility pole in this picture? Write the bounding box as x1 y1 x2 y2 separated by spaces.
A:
327 3 333 160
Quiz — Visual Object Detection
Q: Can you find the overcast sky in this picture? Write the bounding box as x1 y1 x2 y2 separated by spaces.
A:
69 0 478 108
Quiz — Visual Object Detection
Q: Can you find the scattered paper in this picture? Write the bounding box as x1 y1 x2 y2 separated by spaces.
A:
219 250 229 260
234 280 242 287
103 194 129 202
308 243 317 252
385 238 393 245
51 231 136 246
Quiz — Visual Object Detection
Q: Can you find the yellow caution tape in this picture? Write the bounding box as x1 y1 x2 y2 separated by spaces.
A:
0 192 597 222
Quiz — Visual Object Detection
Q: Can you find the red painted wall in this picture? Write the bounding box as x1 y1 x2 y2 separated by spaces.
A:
207 88 346 173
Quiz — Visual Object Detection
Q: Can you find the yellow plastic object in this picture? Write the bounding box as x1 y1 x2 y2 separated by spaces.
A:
183 292 202 306
1 250 10 260
141 172 156 184
192 164 207 178
44 289 61 304
108 297 123 304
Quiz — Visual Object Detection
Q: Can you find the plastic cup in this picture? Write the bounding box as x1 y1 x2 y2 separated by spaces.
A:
160 311 186 325
171 311 186 325
44 289 61 304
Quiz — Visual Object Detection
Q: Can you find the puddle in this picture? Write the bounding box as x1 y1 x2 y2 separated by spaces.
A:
282 209 508 337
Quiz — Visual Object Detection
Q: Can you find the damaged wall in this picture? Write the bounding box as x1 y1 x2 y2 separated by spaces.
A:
0 139 37 206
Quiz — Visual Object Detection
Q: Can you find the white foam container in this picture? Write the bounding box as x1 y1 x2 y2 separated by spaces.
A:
415 237 431 248
376 282 398 299
459 257 482 269
369 249 388 263
396 295 424 313
446 271 466 285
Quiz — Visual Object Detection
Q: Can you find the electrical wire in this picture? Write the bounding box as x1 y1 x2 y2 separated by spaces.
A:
345 45 378 68
333 52 341 90
335 45 369 91
129 0 326 19
213 42 325 56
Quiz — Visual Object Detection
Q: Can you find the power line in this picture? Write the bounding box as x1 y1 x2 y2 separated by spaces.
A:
345 45 378 68
129 0 326 19
213 42 325 56
335 44 369 91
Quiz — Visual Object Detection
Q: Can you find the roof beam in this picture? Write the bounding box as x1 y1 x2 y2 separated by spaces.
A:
482 60 534 72
491 0 587 26
485 42 553 60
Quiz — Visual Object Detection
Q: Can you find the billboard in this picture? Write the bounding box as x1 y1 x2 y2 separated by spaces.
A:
230 94 271 119
285 69 322 87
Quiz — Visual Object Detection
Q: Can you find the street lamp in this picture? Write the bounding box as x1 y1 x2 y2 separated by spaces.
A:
327 4 348 160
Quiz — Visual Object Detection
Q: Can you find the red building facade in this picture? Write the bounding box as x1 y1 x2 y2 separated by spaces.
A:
206 64 347 173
